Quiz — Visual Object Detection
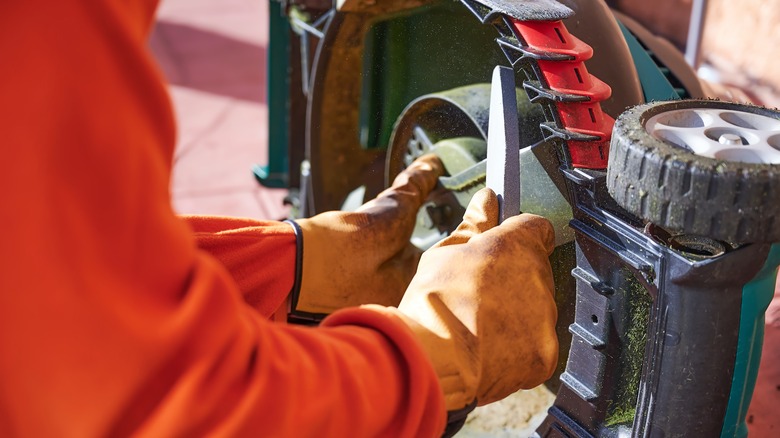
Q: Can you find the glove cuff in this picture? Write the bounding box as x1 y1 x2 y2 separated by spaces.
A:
283 219 326 324
443 400 477 438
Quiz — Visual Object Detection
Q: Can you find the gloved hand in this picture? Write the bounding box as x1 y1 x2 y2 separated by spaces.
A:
367 188 558 411
290 154 444 316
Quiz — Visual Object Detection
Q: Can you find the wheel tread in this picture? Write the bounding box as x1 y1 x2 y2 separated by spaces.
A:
681 163 692 196
657 156 667 189
659 201 670 225
684 206 696 231
706 173 718 201
606 100 780 243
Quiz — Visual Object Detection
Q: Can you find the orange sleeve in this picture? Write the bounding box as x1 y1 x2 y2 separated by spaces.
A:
0 1 445 436
182 216 296 318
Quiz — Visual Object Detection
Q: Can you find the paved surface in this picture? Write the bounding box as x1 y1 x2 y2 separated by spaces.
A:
151 0 288 220
150 0 779 434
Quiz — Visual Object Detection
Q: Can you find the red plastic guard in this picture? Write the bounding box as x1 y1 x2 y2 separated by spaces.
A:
511 19 615 169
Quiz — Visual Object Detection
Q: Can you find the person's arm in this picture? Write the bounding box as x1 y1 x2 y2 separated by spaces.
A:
183 216 296 318
0 1 444 436
182 151 443 321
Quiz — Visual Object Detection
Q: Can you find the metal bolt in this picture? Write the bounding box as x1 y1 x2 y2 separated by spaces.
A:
719 133 742 146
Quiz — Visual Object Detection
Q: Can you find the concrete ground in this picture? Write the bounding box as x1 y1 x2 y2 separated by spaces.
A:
151 0 779 435
151 0 288 220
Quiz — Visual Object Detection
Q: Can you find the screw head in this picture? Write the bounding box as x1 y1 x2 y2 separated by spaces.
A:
718 133 742 146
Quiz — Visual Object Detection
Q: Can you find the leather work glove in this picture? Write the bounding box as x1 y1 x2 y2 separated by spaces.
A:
287 154 444 319
367 188 559 411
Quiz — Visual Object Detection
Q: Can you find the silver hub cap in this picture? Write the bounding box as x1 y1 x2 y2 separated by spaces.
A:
645 107 780 164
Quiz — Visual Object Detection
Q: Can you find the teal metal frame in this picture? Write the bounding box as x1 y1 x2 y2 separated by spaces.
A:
723 244 780 438
617 22 684 102
254 0 290 189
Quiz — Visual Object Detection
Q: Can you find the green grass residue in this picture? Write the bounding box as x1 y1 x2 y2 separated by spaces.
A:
606 270 653 427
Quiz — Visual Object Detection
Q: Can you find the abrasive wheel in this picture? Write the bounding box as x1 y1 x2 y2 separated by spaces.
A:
607 100 780 244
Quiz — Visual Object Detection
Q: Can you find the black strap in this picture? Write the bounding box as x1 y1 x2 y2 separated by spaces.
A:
442 399 478 438
283 220 326 325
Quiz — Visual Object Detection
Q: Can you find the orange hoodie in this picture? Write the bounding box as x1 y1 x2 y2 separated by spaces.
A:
0 1 445 436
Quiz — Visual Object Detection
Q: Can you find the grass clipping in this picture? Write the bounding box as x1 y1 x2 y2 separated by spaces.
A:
606 270 653 427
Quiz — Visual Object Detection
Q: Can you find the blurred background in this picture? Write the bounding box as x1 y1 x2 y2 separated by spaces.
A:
150 0 288 220
607 0 780 108
149 0 779 435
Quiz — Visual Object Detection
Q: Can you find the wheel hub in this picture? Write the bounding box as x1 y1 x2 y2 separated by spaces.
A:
646 107 780 164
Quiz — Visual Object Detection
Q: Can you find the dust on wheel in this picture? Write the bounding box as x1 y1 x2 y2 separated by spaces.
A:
607 99 780 244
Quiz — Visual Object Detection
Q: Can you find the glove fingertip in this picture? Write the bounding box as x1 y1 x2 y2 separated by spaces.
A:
401 154 444 192
466 188 500 230
434 188 499 247
533 215 556 255
504 213 556 254
415 153 445 176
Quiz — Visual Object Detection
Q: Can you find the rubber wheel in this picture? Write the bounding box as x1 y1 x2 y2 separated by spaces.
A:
607 99 780 244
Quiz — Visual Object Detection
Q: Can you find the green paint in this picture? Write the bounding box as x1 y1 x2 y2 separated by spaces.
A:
617 22 682 102
606 270 652 427
358 1 503 149
721 244 780 438
256 0 291 188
